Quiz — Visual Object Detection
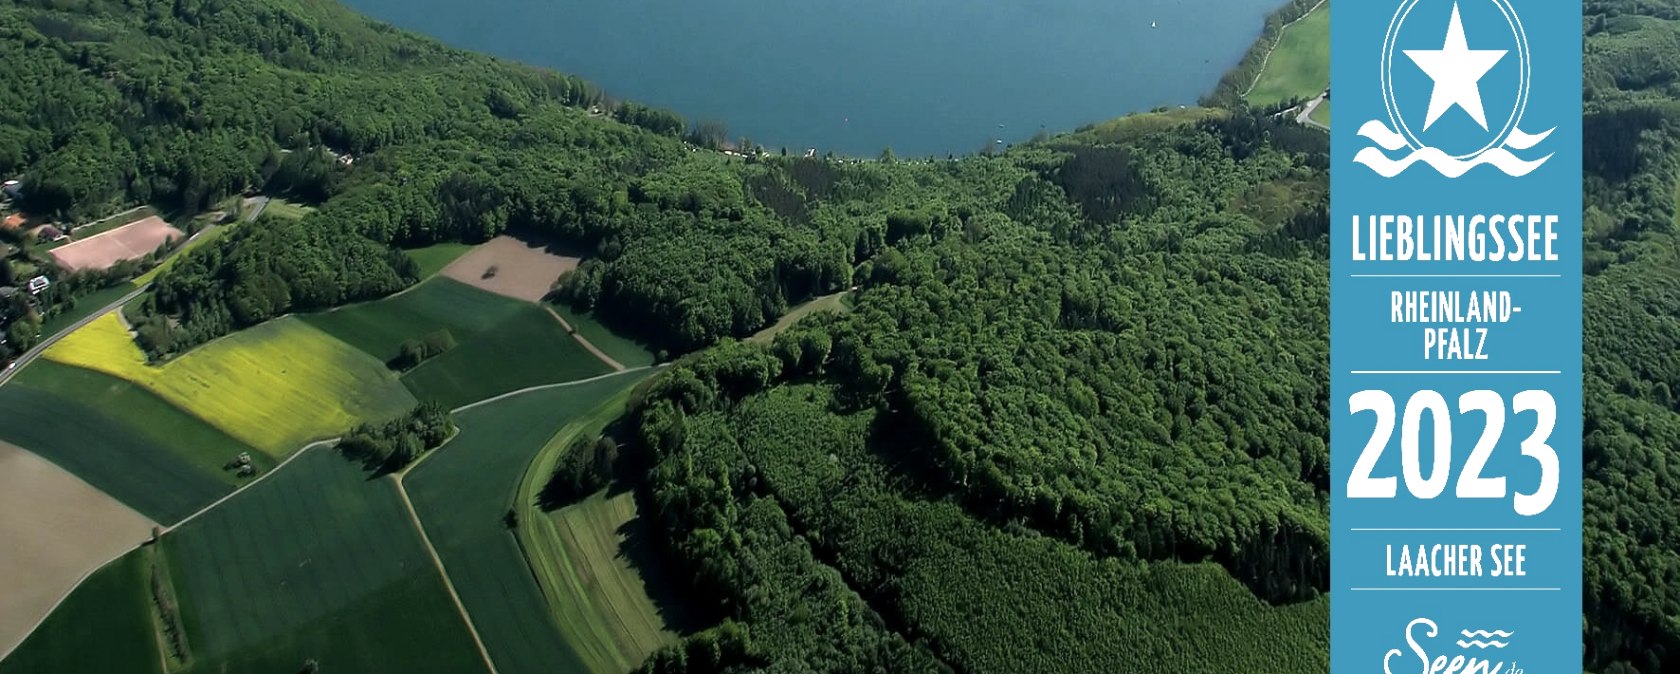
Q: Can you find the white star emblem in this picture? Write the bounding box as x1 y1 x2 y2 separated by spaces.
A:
1403 2 1507 131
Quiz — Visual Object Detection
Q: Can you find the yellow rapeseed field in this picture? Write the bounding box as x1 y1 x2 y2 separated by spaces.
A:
45 314 417 457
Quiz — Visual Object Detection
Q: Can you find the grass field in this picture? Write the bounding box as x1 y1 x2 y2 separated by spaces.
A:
300 277 615 408
549 304 655 368
1245 3 1330 107
302 278 529 362
514 386 680 674
1310 99 1331 126
163 446 491 674
0 363 234 524
405 242 476 279
260 199 315 221
43 314 416 456
406 369 652 674
749 290 850 344
72 206 157 240
37 284 135 337
0 549 163 674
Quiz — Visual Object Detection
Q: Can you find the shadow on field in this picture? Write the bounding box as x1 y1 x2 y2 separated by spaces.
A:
619 488 707 636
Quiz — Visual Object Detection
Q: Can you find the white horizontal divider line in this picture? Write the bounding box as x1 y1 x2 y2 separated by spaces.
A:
1348 370 1561 375
1347 274 1563 278
1349 527 1562 532
1349 587 1562 591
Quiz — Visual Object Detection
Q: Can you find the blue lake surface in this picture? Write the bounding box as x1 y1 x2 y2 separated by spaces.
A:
339 0 1285 156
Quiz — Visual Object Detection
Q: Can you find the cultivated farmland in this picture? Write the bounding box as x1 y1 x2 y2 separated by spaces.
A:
47 216 182 272
0 442 156 659
441 235 579 302
301 278 615 409
164 447 492 674
43 314 416 456
0 549 162 674
403 306 612 408
405 370 652 674
0 363 233 524
549 304 655 368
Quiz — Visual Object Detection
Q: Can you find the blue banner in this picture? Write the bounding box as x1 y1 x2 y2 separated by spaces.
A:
1330 0 1581 672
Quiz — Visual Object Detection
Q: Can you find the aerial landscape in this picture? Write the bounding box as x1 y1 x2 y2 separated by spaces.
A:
0 0 1673 673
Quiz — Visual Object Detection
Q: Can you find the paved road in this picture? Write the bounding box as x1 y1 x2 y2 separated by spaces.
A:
1297 92 1330 131
0 284 147 387
0 199 265 388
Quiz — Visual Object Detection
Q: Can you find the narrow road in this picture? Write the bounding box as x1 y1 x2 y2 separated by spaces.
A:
0 198 267 387
542 306 626 371
0 284 147 387
392 474 503 674
1296 92 1330 131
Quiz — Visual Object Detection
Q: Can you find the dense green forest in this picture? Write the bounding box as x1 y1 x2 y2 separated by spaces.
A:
0 0 1678 672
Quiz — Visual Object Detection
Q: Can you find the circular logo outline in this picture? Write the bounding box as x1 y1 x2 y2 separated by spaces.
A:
1380 0 1530 159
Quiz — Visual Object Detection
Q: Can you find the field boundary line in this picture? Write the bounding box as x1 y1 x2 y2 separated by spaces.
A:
1 366 665 665
541 306 627 371
1242 0 1328 98
392 475 503 674
452 366 657 414
161 439 336 535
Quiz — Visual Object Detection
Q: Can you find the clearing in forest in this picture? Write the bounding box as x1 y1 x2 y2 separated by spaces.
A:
1245 3 1330 107
42 314 415 456
749 290 850 344
47 216 182 272
440 235 579 302
0 441 156 660
301 277 614 409
405 370 658 674
0 361 239 524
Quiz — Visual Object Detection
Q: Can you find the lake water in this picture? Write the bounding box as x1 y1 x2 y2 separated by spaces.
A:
340 0 1285 156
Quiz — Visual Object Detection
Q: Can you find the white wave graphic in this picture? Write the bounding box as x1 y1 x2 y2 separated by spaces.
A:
1354 146 1553 177
1358 120 1411 151
1460 630 1515 638
1503 128 1553 150
1353 120 1553 177
1455 640 1511 649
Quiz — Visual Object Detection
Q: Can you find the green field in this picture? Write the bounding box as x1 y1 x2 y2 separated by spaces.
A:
163 447 491 674
0 549 163 674
37 283 135 337
301 278 615 408
1310 100 1331 126
405 242 476 279
0 362 236 523
405 370 652 674
550 304 655 368
46 315 416 456
260 199 315 221
748 291 850 344
1246 4 1330 107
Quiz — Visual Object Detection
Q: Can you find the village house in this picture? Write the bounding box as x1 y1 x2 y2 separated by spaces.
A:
26 275 49 295
1 180 21 202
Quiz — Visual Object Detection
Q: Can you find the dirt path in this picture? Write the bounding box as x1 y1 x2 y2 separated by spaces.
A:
392 474 502 674
0 364 662 666
543 306 626 372
1242 0 1329 98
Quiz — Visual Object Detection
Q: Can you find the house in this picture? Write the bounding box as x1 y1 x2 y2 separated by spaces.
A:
34 225 64 242
0 287 16 300
26 275 48 295
0 213 21 231
1 181 20 202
